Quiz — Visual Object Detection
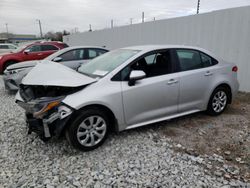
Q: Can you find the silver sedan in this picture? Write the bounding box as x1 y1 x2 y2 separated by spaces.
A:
16 45 239 151
3 46 108 91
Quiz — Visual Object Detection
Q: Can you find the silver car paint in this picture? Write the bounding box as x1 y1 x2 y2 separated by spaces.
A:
17 45 239 132
22 60 96 87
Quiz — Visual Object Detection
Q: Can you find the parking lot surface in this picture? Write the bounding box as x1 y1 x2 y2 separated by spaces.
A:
0 76 249 187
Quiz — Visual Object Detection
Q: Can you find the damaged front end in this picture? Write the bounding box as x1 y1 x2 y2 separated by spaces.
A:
16 84 83 141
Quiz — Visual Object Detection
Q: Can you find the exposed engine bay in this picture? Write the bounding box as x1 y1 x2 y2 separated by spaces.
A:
19 84 85 102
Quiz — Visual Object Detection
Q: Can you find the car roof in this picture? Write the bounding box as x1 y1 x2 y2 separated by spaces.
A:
0 43 16 45
33 41 65 45
122 45 216 58
65 46 108 50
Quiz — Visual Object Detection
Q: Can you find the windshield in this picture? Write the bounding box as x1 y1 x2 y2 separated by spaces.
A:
78 49 140 77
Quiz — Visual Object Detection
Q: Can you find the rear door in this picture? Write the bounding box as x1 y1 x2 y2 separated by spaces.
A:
120 49 179 126
41 44 59 58
174 49 215 112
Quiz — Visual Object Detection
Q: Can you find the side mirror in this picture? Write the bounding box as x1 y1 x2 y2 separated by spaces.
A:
23 49 30 54
128 70 146 86
53 57 63 62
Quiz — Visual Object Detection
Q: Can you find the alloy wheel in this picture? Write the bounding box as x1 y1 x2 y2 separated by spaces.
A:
212 91 227 113
76 115 107 147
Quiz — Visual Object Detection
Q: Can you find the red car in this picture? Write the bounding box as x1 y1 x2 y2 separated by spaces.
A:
0 41 68 73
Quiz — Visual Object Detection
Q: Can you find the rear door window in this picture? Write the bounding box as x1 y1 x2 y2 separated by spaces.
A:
41 45 58 51
176 49 203 71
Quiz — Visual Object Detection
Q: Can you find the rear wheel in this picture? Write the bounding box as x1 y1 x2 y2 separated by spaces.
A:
66 108 110 151
207 86 229 116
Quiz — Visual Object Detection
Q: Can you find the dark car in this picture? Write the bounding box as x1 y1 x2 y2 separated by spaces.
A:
0 41 68 73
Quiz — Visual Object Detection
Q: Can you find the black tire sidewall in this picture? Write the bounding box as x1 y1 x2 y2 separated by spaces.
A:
207 87 229 116
66 108 110 151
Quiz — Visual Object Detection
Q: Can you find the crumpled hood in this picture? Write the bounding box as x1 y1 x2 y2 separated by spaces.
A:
22 60 97 87
6 60 39 70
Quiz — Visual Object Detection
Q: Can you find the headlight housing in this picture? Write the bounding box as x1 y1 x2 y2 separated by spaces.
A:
33 101 61 118
4 68 26 75
17 96 65 118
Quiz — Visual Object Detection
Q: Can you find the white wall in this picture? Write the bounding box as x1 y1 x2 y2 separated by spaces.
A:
64 6 250 92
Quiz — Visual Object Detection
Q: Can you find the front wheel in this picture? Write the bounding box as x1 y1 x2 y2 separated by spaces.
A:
66 109 109 151
207 87 229 116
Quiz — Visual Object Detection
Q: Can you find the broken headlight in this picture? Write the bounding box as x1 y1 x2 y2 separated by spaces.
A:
17 96 67 119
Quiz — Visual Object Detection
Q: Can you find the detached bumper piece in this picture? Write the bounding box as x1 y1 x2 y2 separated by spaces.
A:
3 75 19 91
26 112 71 141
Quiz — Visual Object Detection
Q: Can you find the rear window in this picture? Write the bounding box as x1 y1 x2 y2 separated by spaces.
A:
41 45 58 51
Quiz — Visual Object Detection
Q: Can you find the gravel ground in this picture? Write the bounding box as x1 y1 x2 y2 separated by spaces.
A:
0 76 249 188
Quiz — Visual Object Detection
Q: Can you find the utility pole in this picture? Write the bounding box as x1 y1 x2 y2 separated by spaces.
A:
5 23 9 42
142 12 145 23
197 0 200 14
89 24 92 32
5 23 8 34
130 18 133 25
111 19 114 28
36 19 43 38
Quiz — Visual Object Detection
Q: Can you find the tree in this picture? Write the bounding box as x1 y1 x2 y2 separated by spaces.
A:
44 30 70 41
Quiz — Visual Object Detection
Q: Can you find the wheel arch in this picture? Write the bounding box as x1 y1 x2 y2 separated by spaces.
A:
61 104 118 136
208 83 232 106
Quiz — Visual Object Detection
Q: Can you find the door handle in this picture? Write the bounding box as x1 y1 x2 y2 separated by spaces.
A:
167 79 178 85
204 71 213 76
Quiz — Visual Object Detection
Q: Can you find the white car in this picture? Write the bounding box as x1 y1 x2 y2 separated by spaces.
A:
16 45 239 151
0 43 17 54
3 46 108 91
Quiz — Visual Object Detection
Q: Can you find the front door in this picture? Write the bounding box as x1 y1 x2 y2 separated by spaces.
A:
121 50 179 126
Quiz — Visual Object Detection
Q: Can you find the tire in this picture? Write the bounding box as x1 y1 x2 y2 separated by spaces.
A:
207 86 229 116
65 108 110 151
3 61 17 72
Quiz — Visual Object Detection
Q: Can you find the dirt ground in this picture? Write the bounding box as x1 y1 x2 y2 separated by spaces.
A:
157 92 250 182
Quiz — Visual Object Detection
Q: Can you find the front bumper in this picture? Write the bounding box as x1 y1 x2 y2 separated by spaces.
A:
25 111 72 140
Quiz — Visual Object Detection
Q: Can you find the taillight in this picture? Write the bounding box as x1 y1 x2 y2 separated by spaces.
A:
232 66 238 72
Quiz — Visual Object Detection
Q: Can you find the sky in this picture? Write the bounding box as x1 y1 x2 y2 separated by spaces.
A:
0 0 250 36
